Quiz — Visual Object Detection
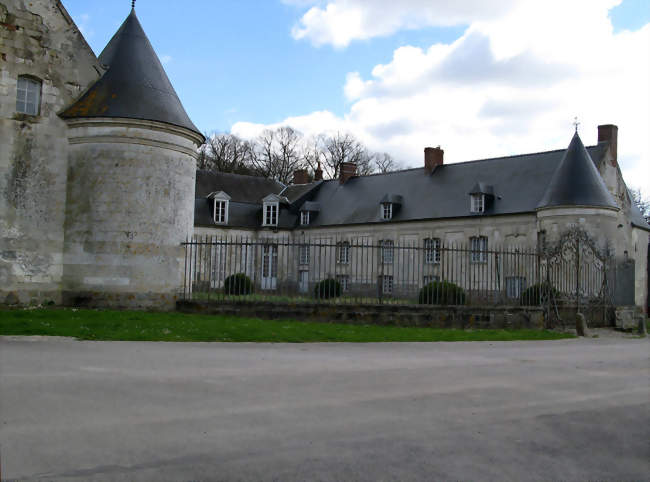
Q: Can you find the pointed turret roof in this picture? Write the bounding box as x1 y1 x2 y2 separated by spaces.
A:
61 8 202 138
537 132 617 210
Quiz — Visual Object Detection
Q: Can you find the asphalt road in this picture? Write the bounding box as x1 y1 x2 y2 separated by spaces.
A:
0 335 648 481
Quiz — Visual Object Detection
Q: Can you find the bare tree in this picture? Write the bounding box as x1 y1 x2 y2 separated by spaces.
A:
630 188 650 223
198 133 256 175
322 132 374 178
251 127 307 184
372 152 401 173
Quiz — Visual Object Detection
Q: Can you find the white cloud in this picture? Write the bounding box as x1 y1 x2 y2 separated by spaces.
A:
234 0 649 191
291 0 518 48
160 55 173 65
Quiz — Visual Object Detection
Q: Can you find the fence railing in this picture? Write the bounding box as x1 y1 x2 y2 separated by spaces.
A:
181 235 614 308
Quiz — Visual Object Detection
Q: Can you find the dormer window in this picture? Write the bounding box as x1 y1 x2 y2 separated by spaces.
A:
16 76 41 115
299 201 320 227
470 194 485 213
379 194 402 221
263 202 278 226
382 203 393 220
207 191 230 225
469 183 494 214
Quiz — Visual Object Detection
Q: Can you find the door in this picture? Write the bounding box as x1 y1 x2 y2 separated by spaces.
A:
298 270 309 293
261 244 278 290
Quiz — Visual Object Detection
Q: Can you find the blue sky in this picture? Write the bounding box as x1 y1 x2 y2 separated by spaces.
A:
63 0 649 189
63 0 465 132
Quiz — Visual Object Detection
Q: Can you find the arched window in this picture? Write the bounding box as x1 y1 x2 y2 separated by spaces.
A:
16 76 42 115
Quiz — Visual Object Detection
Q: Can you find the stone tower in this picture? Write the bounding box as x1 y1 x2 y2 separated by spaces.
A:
536 132 619 250
59 7 204 308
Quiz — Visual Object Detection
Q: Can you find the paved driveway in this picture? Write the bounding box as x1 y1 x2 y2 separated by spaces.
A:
0 335 648 481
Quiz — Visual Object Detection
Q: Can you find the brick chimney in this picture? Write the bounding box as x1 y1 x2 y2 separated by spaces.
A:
293 168 309 185
598 124 618 167
424 146 444 174
314 162 323 181
339 162 357 184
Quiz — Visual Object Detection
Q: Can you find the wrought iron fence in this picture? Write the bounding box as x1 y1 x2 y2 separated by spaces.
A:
181 234 615 308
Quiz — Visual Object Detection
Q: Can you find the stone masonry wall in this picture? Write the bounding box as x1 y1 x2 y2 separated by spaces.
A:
0 0 100 304
62 118 201 309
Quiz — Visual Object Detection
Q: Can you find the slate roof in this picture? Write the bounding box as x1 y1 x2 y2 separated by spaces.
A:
537 133 617 209
195 170 284 202
192 138 646 231
60 9 202 138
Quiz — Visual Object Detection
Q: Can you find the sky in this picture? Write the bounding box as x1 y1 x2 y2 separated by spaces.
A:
63 0 649 191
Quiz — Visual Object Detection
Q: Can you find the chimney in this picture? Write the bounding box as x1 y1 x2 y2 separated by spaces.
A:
314 162 323 181
293 168 309 185
424 146 444 173
597 124 618 167
339 162 357 184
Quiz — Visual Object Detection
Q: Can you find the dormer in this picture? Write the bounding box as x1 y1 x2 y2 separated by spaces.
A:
299 201 321 226
207 191 231 224
469 183 494 214
379 194 403 221
262 194 281 227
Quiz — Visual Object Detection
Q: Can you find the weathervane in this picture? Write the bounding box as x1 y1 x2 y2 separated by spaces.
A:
573 116 580 133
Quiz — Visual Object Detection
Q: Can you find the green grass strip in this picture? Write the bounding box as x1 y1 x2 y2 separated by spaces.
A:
0 308 574 343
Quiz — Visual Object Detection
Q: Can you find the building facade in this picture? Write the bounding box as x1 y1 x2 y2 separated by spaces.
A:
1 0 203 308
1 1 648 311
194 131 650 311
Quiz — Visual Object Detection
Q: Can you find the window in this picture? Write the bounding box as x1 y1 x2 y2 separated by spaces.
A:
424 238 441 264
381 275 393 294
263 203 278 226
470 236 488 263
299 244 310 265
380 240 394 264
470 194 485 213
382 203 393 220
16 76 41 115
300 211 310 226
336 275 350 292
506 277 526 299
213 200 228 224
423 275 440 285
336 241 350 264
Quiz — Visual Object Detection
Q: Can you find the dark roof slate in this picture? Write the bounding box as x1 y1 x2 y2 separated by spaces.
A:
60 9 202 138
282 182 322 203
537 133 617 209
302 144 608 227
195 170 285 203
194 141 619 229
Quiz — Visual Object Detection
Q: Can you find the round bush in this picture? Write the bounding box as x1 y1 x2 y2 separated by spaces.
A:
519 282 558 306
313 278 342 299
418 281 466 305
223 273 253 295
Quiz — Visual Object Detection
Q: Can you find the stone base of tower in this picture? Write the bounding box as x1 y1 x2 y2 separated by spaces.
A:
61 290 178 310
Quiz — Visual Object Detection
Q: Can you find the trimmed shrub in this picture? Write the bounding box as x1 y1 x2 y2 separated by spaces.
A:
418 281 466 305
314 278 342 299
519 282 558 306
223 273 253 295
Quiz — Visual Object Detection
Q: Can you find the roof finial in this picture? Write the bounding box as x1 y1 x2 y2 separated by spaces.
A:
131 0 136 9
573 116 580 133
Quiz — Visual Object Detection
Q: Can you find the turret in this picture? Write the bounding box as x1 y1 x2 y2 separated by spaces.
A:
536 131 619 253
60 7 204 308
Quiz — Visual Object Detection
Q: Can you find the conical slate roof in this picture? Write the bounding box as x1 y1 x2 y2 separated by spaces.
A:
537 132 617 209
61 9 202 137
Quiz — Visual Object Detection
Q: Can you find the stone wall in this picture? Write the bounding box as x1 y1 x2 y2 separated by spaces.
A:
62 118 202 309
178 300 547 330
0 0 100 304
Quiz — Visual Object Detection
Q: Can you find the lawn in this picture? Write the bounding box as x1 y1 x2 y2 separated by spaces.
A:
0 308 575 343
